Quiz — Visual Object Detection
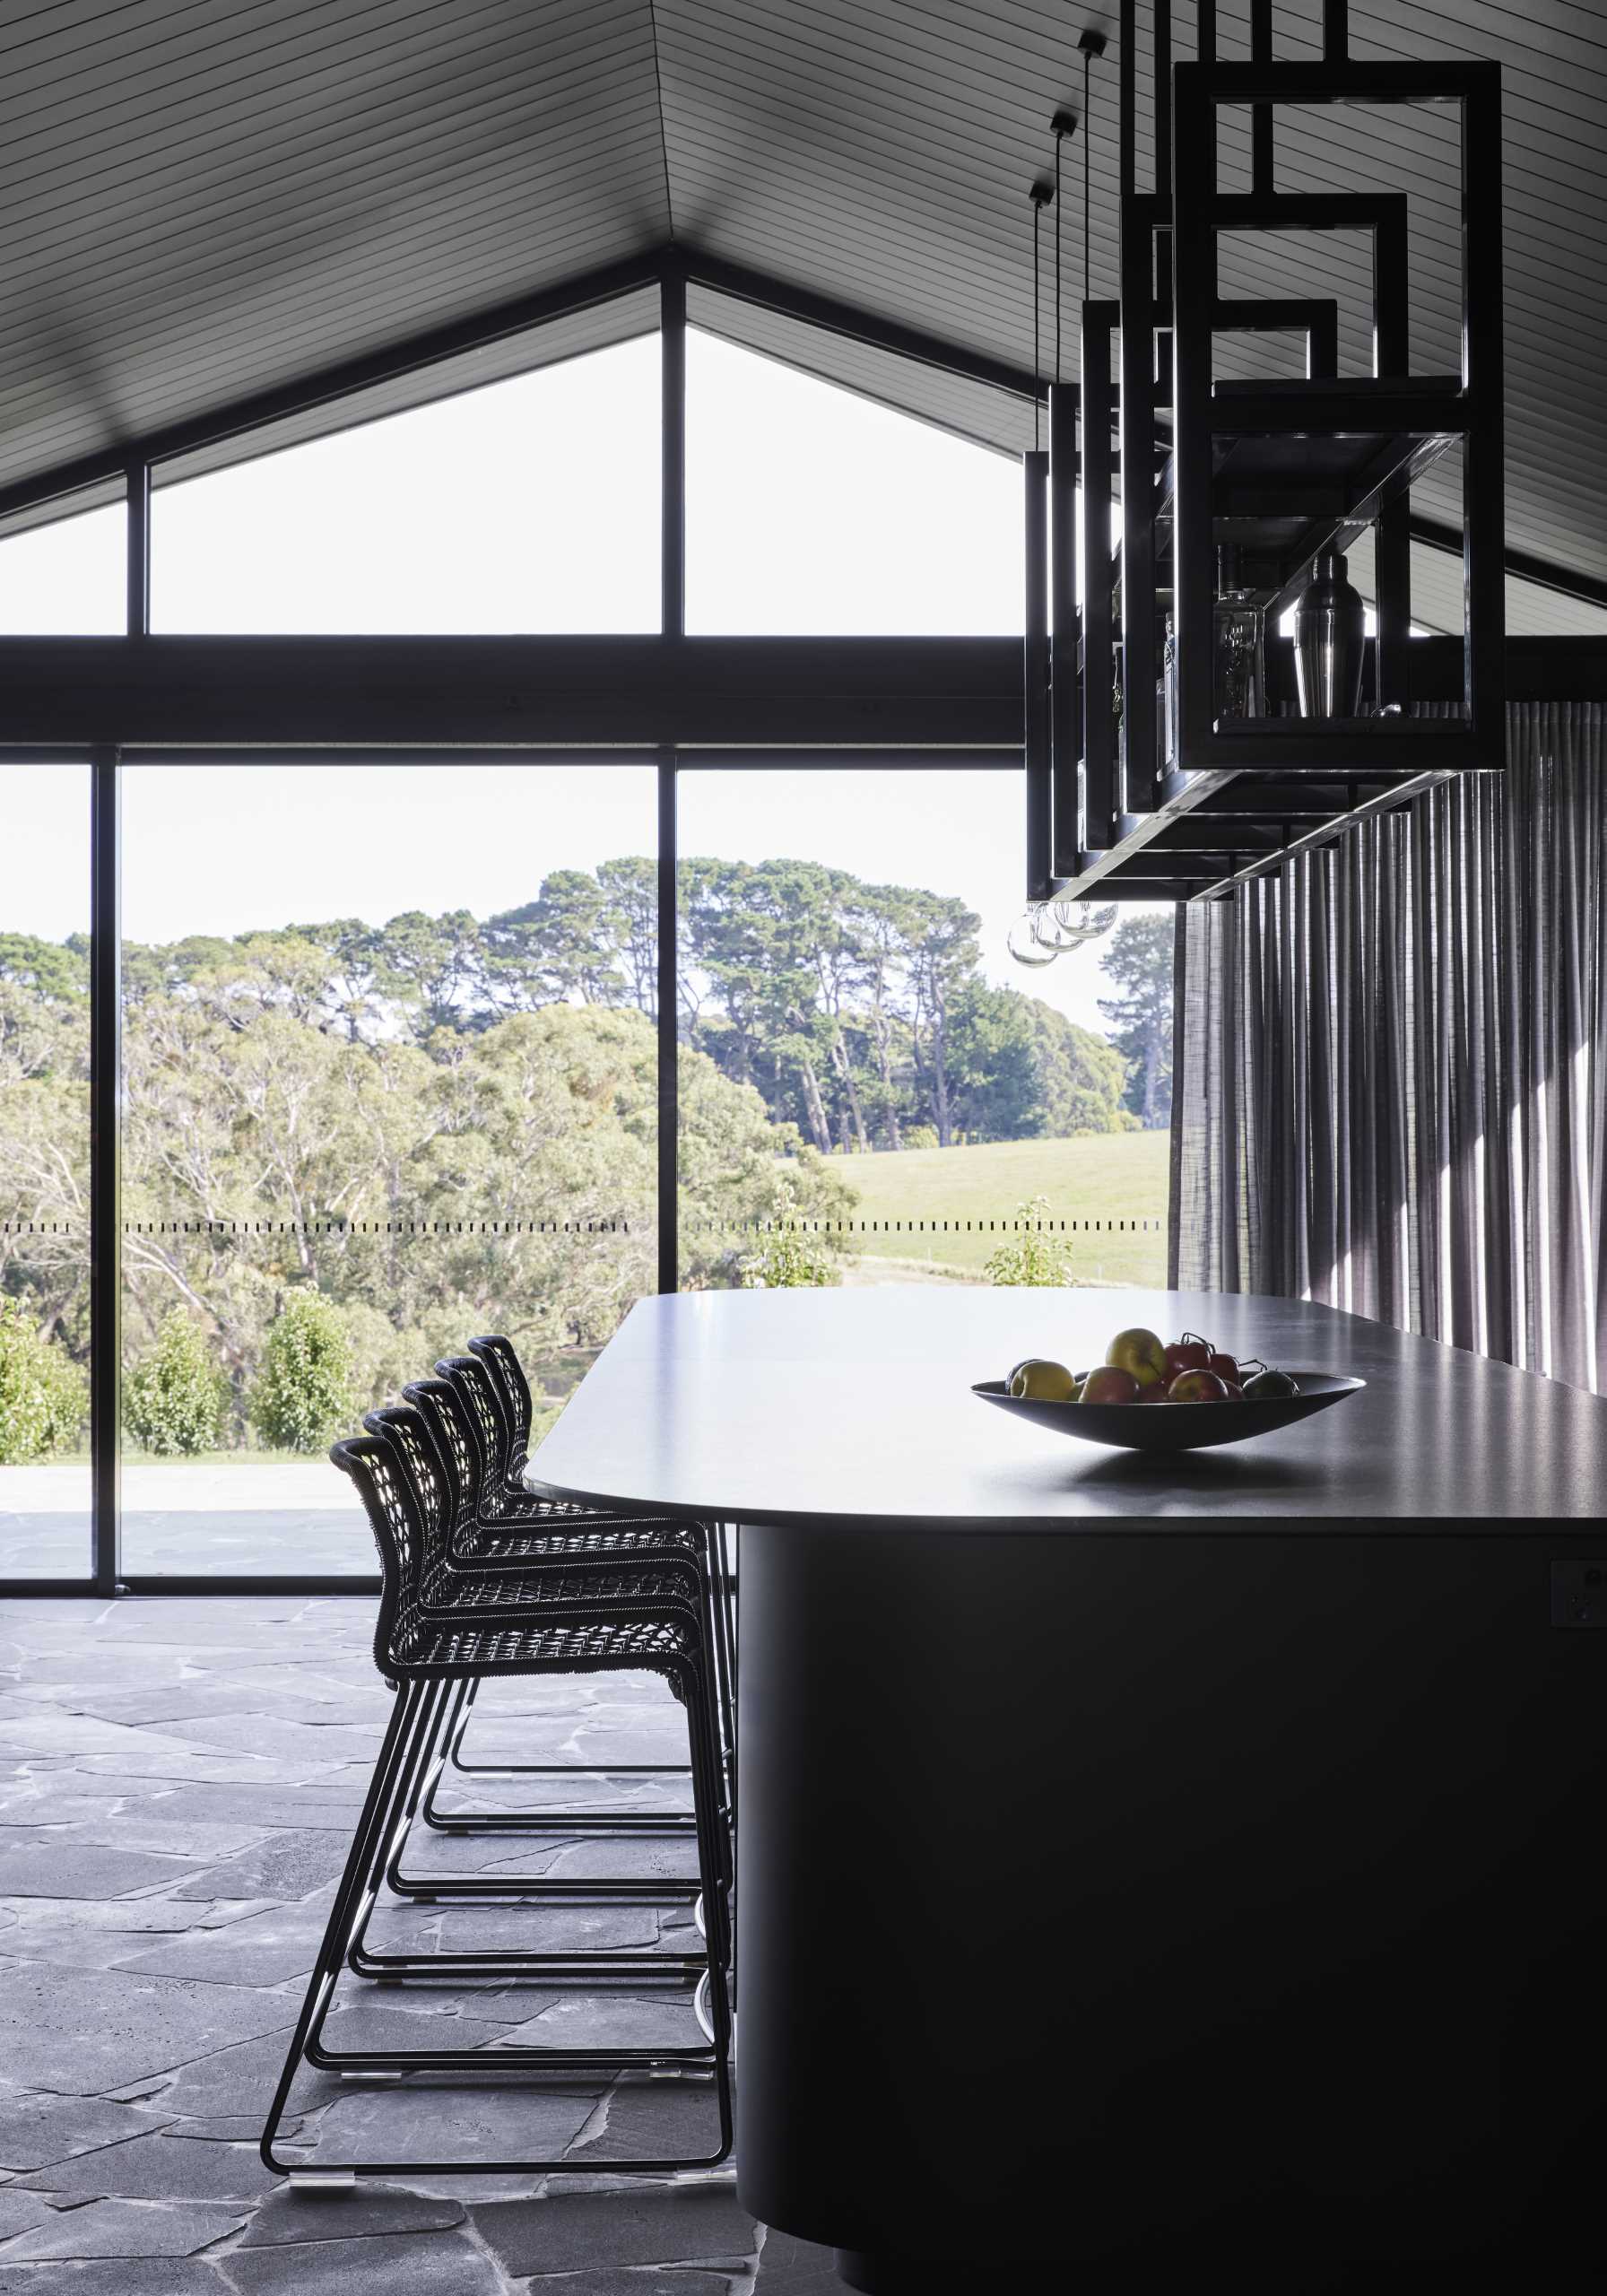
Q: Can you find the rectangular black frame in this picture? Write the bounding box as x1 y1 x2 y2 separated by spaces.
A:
1169 59 1505 776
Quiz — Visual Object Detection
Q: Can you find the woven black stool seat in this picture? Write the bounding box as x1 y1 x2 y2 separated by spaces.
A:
393 1607 703 1674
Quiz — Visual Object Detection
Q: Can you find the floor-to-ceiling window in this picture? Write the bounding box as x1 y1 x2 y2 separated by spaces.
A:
0 765 93 1579
0 495 122 1582
117 761 658 1576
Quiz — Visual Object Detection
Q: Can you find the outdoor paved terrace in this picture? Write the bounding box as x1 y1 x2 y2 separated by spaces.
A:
0 1596 832 2292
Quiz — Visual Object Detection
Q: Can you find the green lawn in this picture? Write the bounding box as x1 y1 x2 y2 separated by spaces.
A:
826 1132 1170 1287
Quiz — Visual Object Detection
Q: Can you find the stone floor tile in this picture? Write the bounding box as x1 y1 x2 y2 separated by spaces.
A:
566 2081 727 2166
239 2185 465 2245
61 1811 274 1858
106 1783 366 1832
752 2227 845 2287
21 2131 279 2202
0 1844 200 1899
116 1903 326 1986
128 2029 309 2122
492 1992 707 2054
226 2229 506 2294
0 2092 170 2173
161 1716 387 1762
300 2082 599 2170
0 2192 56 2239
172 1827 358 1902
0 2196 248 2259
0 1961 295 2093
7 1893 216 1935
0 2263 232 2296
472 2187 758 2275
514 2278 734 2295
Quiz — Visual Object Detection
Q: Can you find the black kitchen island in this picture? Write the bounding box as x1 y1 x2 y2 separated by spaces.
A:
527 1287 1607 2291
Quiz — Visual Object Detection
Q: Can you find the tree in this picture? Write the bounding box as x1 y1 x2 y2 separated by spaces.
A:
1098 915 1177 1128
251 1291 358 1452
985 1196 1077 1287
0 1299 88 1464
124 1309 230 1455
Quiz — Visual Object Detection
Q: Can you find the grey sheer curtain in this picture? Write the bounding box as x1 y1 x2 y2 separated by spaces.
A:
1170 701 1606 1395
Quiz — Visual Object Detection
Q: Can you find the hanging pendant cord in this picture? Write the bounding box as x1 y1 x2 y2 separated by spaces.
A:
1083 48 1091 301
1055 133 1063 387
1032 193 1042 450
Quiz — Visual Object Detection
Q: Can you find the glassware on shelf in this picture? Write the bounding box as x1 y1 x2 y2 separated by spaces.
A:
1293 550 1368 718
1160 613 1178 769
1212 544 1266 724
1008 899 1112 969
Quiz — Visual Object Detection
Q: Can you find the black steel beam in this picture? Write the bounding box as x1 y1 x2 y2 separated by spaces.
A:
678 249 1043 405
662 273 686 639
0 638 1025 749
90 753 121 1598
657 757 678 1297
1410 519 1607 615
0 252 665 527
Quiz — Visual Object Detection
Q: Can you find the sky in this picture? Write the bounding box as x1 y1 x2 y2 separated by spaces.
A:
0 328 1156 1033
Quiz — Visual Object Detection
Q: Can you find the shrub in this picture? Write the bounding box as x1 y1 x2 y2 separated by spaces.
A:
123 1309 230 1456
901 1125 940 1152
738 1221 839 1290
250 1290 357 1453
985 1195 1076 1288
0 1300 89 1465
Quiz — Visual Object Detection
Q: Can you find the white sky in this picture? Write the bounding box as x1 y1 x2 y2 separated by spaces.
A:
0 328 1157 1032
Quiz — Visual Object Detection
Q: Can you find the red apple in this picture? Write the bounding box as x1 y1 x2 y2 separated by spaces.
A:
1167 1368 1231 1404
1219 1379 1245 1401
1164 1336 1212 1383
1081 1365 1142 1405
1135 1382 1174 1403
1206 1351 1240 1384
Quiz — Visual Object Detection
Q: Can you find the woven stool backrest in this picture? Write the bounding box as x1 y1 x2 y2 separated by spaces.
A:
402 1376 488 1548
468 1335 533 1476
436 1355 514 1515
329 1431 425 1677
365 1403 456 1608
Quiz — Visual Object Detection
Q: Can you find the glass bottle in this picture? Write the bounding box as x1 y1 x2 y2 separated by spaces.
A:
1212 544 1265 723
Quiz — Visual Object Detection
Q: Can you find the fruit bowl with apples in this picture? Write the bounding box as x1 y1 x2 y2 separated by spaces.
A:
973 1326 1363 1452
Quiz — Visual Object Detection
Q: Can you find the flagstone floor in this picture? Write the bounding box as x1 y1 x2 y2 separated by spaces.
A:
0 1596 837 2293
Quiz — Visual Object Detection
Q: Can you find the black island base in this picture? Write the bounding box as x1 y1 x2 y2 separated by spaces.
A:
736 1520 1603 2291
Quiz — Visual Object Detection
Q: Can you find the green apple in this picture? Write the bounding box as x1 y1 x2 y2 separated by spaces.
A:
1105 1326 1167 1389
1009 1358 1079 1402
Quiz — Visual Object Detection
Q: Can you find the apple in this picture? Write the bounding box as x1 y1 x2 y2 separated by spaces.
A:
1135 1381 1174 1404
1206 1351 1240 1384
1009 1359 1079 1402
1081 1364 1142 1405
1105 1327 1167 1389
1164 1336 1212 1383
1167 1368 1231 1403
1219 1379 1245 1401
1243 1367 1299 1401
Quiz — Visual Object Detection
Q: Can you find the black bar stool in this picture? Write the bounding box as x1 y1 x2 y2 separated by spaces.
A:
437 1348 735 1809
259 1418 732 2181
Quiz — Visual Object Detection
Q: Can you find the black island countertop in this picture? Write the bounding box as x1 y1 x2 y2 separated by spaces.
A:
526 1285 1607 1528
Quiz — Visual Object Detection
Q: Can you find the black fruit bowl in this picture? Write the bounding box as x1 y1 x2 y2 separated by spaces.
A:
972 1371 1366 1452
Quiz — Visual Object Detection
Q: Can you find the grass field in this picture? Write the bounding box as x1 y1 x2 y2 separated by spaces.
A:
827 1131 1170 1287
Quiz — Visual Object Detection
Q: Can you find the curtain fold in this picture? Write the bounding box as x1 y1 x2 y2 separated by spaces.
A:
1170 701 1606 1396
